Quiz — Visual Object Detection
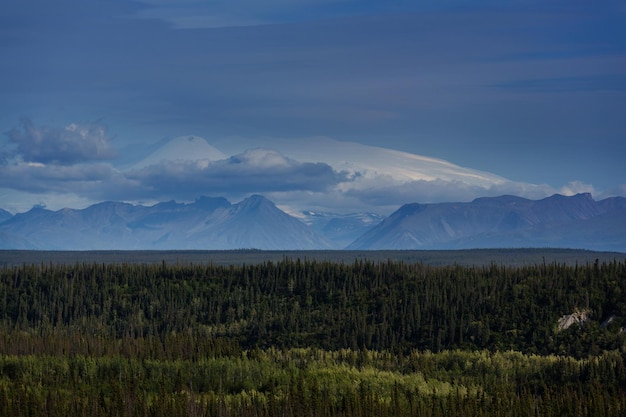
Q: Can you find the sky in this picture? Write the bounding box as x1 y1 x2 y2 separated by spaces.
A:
1 0 625 215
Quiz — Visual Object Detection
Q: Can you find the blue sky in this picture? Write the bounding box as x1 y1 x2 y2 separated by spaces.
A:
1 0 625 214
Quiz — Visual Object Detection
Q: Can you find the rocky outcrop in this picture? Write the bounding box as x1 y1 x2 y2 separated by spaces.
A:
557 310 590 331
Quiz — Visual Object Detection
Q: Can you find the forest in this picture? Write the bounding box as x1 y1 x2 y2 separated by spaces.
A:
1 257 625 416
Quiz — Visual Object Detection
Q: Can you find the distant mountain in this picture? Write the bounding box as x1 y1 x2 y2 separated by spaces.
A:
0 195 331 250
181 195 333 250
301 211 384 249
131 135 226 169
347 193 626 252
2 193 625 251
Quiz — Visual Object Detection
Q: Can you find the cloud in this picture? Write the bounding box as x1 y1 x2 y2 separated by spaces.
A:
0 125 351 205
341 175 561 210
595 183 626 200
132 0 418 29
0 142 616 216
0 161 119 194
124 148 350 200
262 176 567 216
5 119 118 165
0 118 620 216
558 181 596 196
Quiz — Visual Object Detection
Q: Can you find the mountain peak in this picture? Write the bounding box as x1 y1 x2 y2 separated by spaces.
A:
246 194 269 202
0 194 331 250
132 135 226 169
395 202 427 217
238 194 273 208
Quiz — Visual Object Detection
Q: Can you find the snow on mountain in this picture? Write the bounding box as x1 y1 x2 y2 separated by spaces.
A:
301 211 384 249
271 137 508 188
135 135 506 188
113 134 546 216
131 135 226 169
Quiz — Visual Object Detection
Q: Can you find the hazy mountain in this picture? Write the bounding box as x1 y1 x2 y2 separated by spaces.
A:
179 195 333 250
0 195 331 250
2 193 624 251
300 211 384 249
131 135 227 169
347 193 626 252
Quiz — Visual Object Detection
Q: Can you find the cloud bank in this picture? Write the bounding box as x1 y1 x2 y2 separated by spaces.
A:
2 120 620 215
125 148 349 200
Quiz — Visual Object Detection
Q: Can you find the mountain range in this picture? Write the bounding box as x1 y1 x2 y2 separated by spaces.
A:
0 195 332 250
1 193 625 251
348 193 626 251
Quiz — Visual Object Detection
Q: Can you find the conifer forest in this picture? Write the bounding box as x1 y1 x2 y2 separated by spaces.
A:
1 256 625 416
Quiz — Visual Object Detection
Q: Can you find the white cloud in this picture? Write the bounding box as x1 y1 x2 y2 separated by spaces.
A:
228 148 294 169
596 183 626 200
559 181 596 196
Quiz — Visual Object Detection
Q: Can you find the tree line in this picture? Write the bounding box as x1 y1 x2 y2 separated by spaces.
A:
2 258 625 355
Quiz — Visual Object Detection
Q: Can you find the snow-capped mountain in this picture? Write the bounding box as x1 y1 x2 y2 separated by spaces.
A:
270 137 508 187
118 135 517 216
126 135 508 188
131 135 226 169
2 136 624 252
347 193 626 252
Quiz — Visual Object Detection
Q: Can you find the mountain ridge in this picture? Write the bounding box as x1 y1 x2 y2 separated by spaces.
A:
1 193 625 252
348 193 626 251
0 195 331 250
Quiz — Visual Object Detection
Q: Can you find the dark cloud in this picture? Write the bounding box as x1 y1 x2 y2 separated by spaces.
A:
126 148 349 200
0 162 118 194
6 119 118 165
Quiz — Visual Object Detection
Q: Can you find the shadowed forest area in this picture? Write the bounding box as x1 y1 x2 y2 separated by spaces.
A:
1 257 625 416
